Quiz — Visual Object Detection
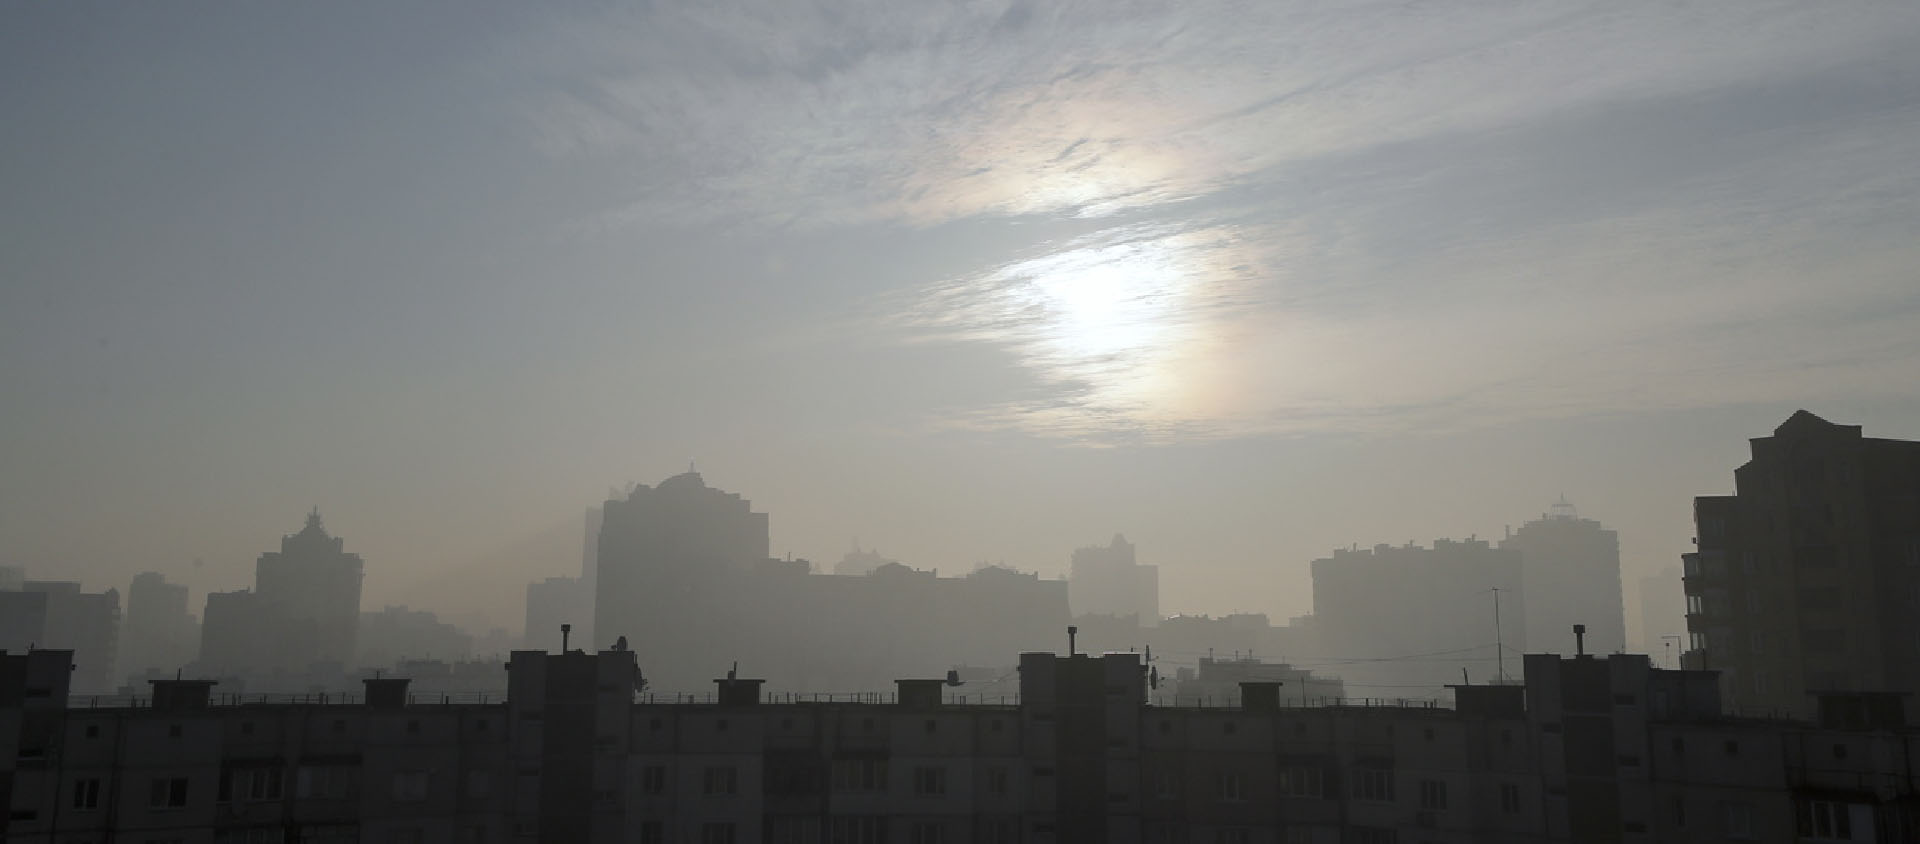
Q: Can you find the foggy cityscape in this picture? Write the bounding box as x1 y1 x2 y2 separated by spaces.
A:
7 3 1920 843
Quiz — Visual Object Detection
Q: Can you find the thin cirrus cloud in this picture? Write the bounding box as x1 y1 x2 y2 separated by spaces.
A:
526 0 1920 440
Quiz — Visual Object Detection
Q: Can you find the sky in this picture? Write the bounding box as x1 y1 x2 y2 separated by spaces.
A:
5 1 1920 641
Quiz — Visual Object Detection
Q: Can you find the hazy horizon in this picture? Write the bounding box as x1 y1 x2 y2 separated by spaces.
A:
7 2 1920 643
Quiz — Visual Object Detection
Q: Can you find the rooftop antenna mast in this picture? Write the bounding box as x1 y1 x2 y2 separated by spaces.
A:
1491 587 1507 684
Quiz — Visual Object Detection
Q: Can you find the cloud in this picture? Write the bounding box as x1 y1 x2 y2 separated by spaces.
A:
522 1 1920 440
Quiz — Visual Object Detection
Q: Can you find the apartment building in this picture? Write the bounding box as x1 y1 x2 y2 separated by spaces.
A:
6 639 1919 844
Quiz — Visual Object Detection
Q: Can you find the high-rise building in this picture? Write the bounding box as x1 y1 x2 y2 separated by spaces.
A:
119 572 198 682
1683 410 1920 718
523 575 589 652
592 471 772 686
18 581 121 694
357 605 474 668
196 510 364 682
1501 499 1626 657
1067 534 1160 625
1311 538 1525 693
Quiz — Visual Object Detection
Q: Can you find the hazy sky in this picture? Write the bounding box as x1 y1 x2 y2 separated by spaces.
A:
6 2 1920 639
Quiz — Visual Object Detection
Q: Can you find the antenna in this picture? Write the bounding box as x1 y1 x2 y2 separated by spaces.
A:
1491 588 1506 684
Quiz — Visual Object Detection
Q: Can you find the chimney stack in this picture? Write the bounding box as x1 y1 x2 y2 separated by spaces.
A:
1068 625 1079 656
1574 624 1588 658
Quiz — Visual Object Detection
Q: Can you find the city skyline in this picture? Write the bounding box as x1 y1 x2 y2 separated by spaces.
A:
6 2 1920 633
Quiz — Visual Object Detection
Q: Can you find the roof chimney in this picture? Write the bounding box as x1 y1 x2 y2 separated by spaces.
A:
896 679 945 709
1068 625 1079 656
149 679 217 712
363 677 411 709
1574 624 1588 658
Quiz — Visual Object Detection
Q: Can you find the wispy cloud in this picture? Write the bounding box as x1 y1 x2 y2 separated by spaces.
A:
524 1 1920 440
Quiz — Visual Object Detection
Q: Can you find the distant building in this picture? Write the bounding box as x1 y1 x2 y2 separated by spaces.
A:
592 472 1070 691
1501 499 1627 656
523 576 589 652
1068 534 1160 625
1311 539 1525 693
0 564 22 591
1683 410 1920 719
16 581 121 694
1167 656 1345 706
357 606 473 669
832 544 897 576
1637 564 1685 664
195 510 364 685
119 571 198 684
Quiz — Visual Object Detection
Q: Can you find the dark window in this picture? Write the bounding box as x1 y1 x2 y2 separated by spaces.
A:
991 719 1003 732
639 822 664 844
406 720 420 735
913 766 947 797
1418 779 1447 810
168 724 183 738
700 822 737 844
642 766 667 794
1724 740 1739 756
72 778 102 810
1354 767 1394 802
702 767 737 796
1223 721 1236 735
716 719 728 732
1159 720 1171 734
150 776 190 809
1499 783 1521 814
986 766 1009 796
924 719 936 734
1833 743 1848 760
85 724 100 739
241 722 254 735
332 719 346 733
1278 767 1323 798
650 718 662 730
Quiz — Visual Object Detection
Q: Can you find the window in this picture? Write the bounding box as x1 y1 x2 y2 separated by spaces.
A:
913 766 947 797
831 758 887 793
149 777 190 809
216 830 287 844
1350 828 1397 844
1673 795 1686 827
638 822 664 844
1723 739 1740 757
220 767 285 803
1154 772 1178 800
1216 771 1244 802
1353 767 1394 802
391 771 430 803
1798 799 1854 840
1499 782 1521 814
768 817 821 844
981 818 1016 844
909 822 946 844
701 823 737 844
169 724 183 738
643 765 667 794
986 766 1009 796
387 831 424 844
829 817 885 844
72 777 102 810
1687 594 1704 615
296 766 355 800
703 766 738 796
1750 631 1767 655
1278 766 1322 798
465 770 490 799
1214 830 1250 844
1418 779 1447 811
85 724 100 739
1723 802 1755 840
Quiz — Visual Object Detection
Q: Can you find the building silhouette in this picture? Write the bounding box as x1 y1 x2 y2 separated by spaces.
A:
1683 410 1920 718
8 639 1920 843
1067 534 1159 626
356 606 474 669
0 580 121 695
589 471 1070 691
523 575 589 653
1501 499 1627 657
197 510 364 684
119 571 198 686
1311 539 1525 692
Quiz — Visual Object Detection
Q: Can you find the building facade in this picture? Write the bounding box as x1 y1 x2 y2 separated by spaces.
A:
1067 535 1160 626
1682 410 1920 719
1502 500 1627 657
122 571 200 686
6 641 1920 844
1311 539 1525 693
